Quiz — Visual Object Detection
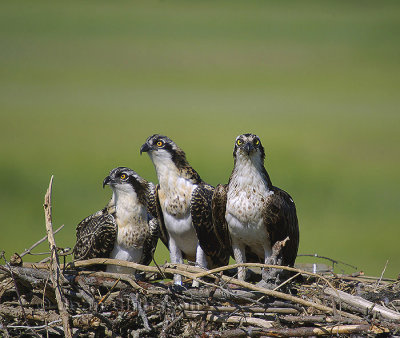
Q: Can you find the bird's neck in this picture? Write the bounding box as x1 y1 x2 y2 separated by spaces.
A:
152 159 180 185
112 190 146 228
153 158 199 189
230 154 271 191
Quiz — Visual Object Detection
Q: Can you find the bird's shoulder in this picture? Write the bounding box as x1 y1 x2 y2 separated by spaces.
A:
262 186 299 266
191 182 230 267
263 186 297 222
143 182 158 215
75 206 115 234
74 206 117 261
150 184 169 248
139 216 160 266
181 165 202 185
211 184 232 252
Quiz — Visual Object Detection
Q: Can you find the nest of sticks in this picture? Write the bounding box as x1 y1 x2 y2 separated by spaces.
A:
1 179 399 337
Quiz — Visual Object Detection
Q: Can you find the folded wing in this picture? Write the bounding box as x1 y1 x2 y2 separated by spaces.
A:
73 208 117 261
263 187 299 266
191 183 230 267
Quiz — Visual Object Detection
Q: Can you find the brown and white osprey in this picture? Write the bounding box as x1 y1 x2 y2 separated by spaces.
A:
73 167 159 274
140 134 230 285
212 133 299 282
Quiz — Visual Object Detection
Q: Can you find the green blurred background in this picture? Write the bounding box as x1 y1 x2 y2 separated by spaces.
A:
1 1 399 278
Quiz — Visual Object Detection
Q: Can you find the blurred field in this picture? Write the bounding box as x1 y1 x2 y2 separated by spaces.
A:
0 1 399 278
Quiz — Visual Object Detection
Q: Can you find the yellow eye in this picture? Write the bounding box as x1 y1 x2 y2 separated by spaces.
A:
254 139 260 146
157 141 164 147
236 139 243 146
120 174 127 180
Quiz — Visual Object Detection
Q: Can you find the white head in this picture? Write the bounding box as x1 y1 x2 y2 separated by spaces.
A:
140 134 189 169
103 167 148 206
233 133 265 166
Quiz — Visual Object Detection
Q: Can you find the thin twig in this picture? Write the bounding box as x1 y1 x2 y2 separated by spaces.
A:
19 225 65 258
297 253 358 271
375 259 389 290
273 272 301 291
98 278 120 305
153 257 167 280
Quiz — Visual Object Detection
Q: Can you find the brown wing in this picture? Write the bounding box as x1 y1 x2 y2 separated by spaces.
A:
191 183 230 268
211 184 232 256
73 207 117 260
147 184 169 249
137 182 162 265
139 216 160 266
263 187 299 267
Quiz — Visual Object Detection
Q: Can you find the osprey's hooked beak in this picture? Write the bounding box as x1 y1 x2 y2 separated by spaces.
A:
140 142 151 155
244 142 254 155
103 175 111 188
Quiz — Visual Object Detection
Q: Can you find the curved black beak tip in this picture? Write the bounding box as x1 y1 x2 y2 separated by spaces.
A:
140 143 150 155
244 142 253 155
103 176 111 188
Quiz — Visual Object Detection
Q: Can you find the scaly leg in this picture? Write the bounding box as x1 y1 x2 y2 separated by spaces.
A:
232 239 246 281
262 244 276 283
192 243 208 287
169 237 183 285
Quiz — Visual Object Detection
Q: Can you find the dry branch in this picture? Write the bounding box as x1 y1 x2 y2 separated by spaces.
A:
210 324 373 337
324 287 400 321
0 305 100 330
180 303 299 314
43 176 72 338
2 259 399 336
184 311 275 328
20 258 374 320
67 258 349 316
19 224 65 258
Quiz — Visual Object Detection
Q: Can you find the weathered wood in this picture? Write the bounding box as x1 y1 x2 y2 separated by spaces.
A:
0 266 50 288
184 311 274 328
205 324 374 337
263 324 374 336
0 304 101 329
280 314 366 325
182 285 260 302
44 176 72 338
180 303 298 314
26 258 348 317
324 287 400 322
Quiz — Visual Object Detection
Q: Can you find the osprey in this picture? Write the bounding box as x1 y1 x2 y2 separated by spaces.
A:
73 167 159 274
140 134 230 285
212 133 299 282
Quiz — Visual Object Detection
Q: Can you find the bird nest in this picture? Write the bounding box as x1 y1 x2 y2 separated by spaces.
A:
1 256 399 337
0 180 399 337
